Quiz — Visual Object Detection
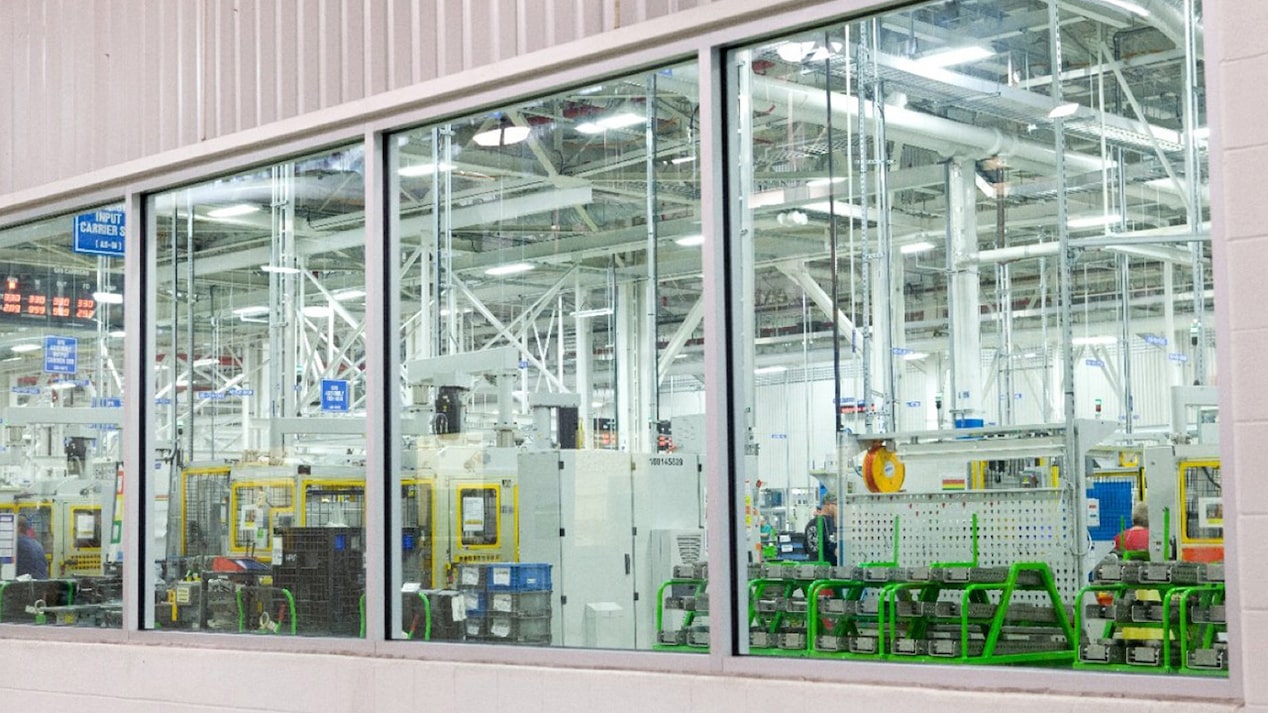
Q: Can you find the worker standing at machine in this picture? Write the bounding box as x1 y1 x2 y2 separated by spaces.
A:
1113 502 1151 560
16 516 48 579
804 493 839 566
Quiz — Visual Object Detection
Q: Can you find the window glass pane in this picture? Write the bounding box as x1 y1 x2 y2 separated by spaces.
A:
0 206 126 629
728 0 1222 675
148 145 367 637
389 63 705 650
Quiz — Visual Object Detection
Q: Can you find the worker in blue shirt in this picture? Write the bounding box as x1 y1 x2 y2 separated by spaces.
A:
16 515 48 579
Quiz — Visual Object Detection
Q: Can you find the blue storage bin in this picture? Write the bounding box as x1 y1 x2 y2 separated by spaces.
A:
486 563 552 591
463 590 487 615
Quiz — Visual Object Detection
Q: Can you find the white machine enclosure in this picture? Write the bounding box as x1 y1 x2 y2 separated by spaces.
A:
630 453 704 648
517 450 703 648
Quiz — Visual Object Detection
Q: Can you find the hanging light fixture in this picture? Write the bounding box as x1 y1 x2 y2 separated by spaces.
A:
473 124 532 147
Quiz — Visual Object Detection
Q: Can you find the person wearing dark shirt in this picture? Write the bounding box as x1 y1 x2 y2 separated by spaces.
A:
16 516 48 579
804 493 839 566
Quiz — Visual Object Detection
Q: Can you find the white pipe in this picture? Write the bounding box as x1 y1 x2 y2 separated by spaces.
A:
657 71 1106 175
970 242 1061 267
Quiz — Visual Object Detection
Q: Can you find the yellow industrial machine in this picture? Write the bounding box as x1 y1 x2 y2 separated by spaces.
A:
178 463 365 563
0 478 110 577
176 448 519 589
1139 446 1222 563
410 439 519 588
969 456 1058 490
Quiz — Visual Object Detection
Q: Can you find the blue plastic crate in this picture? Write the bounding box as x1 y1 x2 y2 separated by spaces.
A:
463 590 488 615
486 563 552 591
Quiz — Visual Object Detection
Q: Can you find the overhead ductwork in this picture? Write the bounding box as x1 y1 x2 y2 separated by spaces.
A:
656 68 1107 176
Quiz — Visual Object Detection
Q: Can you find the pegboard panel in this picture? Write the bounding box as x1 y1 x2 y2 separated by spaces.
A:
841 489 1080 600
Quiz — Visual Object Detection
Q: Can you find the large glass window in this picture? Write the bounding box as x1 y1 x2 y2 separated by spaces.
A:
389 64 704 650
0 207 126 629
148 145 368 637
728 0 1221 675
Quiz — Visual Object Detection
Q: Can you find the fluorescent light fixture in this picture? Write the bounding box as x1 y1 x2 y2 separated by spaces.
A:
174 379 189 388
1048 102 1080 119
900 241 936 255
806 177 845 188
1 356 20 363
233 305 269 317
1100 0 1150 17
670 156 696 165
806 40 844 62
11 343 41 353
1023 352 1038 358
485 262 535 277
109 330 126 338
473 125 531 147
331 288 366 302
754 365 787 375
776 41 816 62
207 204 259 219
193 357 220 367
579 85 604 95
1072 335 1118 346
675 234 705 247
572 307 614 319
901 351 929 361
399 161 455 177
803 201 864 220
302 305 333 319
1067 213 1122 229
49 381 77 391
260 264 302 274
92 291 124 304
577 112 644 134
917 45 993 68
598 112 644 129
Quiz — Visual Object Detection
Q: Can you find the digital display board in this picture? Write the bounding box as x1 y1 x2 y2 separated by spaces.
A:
0 265 98 328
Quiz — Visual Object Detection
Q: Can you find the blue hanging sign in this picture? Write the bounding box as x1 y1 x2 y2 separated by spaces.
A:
43 336 77 374
72 209 126 257
321 379 350 412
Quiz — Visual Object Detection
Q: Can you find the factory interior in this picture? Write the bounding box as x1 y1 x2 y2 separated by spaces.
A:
0 0 1225 679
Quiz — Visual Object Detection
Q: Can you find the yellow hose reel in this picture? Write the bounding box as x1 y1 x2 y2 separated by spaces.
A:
862 443 906 493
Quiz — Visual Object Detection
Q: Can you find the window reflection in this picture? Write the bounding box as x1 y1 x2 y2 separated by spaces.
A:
390 65 706 650
0 207 126 628
149 146 368 637
728 0 1220 676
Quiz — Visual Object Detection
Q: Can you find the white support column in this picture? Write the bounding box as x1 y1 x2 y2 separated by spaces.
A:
575 281 593 447
241 345 254 453
946 159 983 427
890 255 908 429
615 279 650 452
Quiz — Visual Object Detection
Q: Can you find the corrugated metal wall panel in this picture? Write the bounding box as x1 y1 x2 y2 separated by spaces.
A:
0 0 739 196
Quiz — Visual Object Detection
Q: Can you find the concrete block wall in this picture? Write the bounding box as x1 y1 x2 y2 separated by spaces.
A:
0 639 1245 712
